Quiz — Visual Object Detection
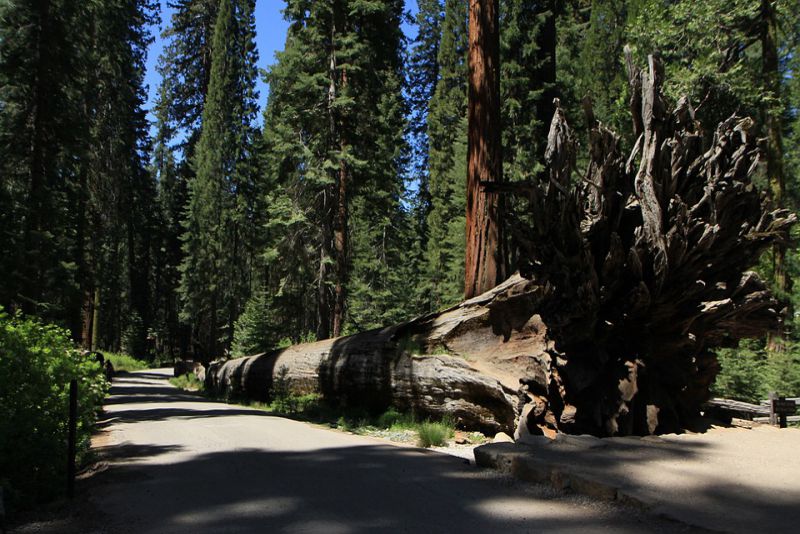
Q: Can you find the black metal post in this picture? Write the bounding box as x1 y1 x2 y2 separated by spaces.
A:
67 379 77 499
779 396 788 429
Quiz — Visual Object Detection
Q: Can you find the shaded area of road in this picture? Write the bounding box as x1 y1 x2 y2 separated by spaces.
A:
478 424 800 534
83 369 696 533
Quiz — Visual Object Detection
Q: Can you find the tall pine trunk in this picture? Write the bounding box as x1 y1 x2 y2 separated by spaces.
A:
762 0 789 306
332 0 348 338
465 0 504 299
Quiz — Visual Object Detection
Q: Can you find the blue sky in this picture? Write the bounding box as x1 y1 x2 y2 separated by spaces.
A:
143 1 419 129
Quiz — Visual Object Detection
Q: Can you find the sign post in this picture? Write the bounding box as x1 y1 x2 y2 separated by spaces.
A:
769 392 797 429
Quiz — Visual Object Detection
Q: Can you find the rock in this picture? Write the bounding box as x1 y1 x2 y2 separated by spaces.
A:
454 431 469 445
493 432 514 443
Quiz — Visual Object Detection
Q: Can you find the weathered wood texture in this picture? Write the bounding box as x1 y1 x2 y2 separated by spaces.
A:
492 52 795 436
205 275 549 434
465 0 504 298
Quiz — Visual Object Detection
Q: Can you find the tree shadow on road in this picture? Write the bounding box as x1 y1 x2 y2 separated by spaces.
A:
85 444 690 534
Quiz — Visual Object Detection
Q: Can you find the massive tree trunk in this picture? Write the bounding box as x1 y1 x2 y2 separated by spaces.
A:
208 53 794 438
465 0 504 299
206 274 542 434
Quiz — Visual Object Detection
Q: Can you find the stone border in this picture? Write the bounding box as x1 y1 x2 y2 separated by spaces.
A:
474 442 701 529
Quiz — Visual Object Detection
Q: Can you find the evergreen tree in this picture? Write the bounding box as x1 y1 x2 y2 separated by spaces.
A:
158 0 220 149
501 0 549 181
152 81 188 358
424 0 469 310
0 0 85 328
84 0 159 355
262 0 411 339
179 0 260 358
407 0 444 236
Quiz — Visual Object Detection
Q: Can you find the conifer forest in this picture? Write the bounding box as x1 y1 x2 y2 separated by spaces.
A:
2 0 800 405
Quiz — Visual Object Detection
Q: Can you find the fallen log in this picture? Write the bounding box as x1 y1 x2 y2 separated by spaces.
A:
206 275 551 434
208 52 794 439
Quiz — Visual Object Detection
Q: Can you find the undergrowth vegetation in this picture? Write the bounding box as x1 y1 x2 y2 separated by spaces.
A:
713 339 800 403
0 310 107 513
102 351 150 372
169 370 462 448
169 373 205 391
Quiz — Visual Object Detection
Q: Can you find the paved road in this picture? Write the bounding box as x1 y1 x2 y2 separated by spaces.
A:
87 369 695 533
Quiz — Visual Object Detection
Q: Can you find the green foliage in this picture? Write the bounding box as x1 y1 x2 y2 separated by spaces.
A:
179 0 262 358
713 340 800 402
376 407 406 428
102 351 150 372
424 0 468 311
0 311 107 512
261 0 413 338
232 290 276 357
416 421 455 448
169 372 204 391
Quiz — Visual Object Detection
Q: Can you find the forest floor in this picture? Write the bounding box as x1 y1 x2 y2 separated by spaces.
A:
12 369 698 533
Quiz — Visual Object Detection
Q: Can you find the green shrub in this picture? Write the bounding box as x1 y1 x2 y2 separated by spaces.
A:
377 407 404 428
0 310 107 512
102 351 149 372
377 407 417 430
169 373 204 391
417 421 454 448
232 290 276 357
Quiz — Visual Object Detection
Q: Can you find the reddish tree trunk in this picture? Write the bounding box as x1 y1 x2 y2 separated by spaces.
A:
465 0 504 299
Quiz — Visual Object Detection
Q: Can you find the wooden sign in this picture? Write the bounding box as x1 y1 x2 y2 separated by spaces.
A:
772 398 797 416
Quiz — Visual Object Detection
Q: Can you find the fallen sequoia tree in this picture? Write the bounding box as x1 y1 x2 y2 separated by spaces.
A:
206 53 795 437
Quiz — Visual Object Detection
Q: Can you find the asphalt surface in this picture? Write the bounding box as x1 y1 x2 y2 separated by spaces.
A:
82 369 698 533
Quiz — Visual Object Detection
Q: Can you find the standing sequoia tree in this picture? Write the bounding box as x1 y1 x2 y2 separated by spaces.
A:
465 0 504 299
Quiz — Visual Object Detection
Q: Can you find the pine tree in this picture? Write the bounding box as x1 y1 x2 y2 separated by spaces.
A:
407 0 444 237
0 0 85 327
158 0 220 149
83 0 159 355
261 0 411 339
425 0 469 310
151 0 221 358
501 0 548 182
179 0 260 358
152 80 188 358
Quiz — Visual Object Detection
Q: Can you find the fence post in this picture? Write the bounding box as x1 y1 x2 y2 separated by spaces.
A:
67 379 77 499
769 391 778 426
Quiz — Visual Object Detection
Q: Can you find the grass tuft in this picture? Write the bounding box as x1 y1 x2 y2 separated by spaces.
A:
416 421 455 448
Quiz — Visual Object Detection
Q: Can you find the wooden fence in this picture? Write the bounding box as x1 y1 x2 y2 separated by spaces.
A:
704 396 799 427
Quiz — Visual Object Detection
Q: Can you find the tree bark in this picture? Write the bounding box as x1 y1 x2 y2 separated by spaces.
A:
465 0 504 299
333 64 348 338
206 274 550 434
490 52 795 437
762 0 790 330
